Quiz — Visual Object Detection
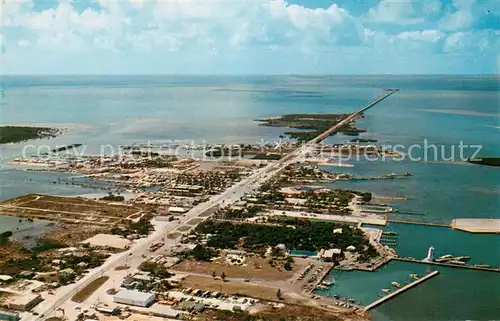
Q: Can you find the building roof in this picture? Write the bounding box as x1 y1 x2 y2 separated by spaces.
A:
168 206 187 213
324 248 342 257
9 294 41 306
114 289 155 303
0 309 19 317
148 303 180 318
0 275 13 282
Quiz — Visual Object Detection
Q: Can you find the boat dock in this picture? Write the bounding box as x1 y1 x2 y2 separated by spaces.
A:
394 257 500 273
363 270 440 311
308 264 334 293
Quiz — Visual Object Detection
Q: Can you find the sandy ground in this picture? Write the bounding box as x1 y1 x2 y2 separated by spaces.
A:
172 256 308 281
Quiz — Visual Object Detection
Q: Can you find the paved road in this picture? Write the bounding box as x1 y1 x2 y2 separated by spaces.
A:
29 90 397 321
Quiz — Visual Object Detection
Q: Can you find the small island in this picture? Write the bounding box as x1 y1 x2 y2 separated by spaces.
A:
467 157 500 167
0 126 62 144
350 138 378 143
255 114 366 141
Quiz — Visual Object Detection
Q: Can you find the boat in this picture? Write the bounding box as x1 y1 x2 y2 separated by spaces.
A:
336 266 353 271
391 281 402 288
348 298 356 303
409 274 419 280
473 264 490 268
315 285 328 290
382 288 392 294
455 256 471 261
449 260 466 265
321 280 335 286
439 254 454 259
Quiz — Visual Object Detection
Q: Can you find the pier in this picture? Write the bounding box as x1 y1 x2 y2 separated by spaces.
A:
451 218 500 234
308 264 334 293
394 257 500 273
387 219 449 228
363 270 439 311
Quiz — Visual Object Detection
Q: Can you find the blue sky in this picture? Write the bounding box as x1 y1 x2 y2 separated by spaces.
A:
1 0 499 74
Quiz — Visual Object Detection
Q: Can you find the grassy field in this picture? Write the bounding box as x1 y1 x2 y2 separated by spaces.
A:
71 276 110 303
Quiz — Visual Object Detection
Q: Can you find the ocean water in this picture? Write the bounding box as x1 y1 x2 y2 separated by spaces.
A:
1 75 499 320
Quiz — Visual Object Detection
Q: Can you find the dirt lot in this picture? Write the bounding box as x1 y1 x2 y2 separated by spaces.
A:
182 276 367 321
181 275 284 301
0 194 143 226
172 255 307 281
42 224 106 245
199 304 361 321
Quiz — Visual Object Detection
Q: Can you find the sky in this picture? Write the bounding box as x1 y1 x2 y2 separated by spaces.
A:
1 0 499 74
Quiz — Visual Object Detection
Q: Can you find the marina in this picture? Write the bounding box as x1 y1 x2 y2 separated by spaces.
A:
363 271 440 311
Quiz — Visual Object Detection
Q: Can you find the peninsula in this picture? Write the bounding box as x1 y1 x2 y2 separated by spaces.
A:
0 126 62 144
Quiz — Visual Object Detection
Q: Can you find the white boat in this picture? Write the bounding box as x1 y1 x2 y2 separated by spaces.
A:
382 288 392 294
391 281 402 288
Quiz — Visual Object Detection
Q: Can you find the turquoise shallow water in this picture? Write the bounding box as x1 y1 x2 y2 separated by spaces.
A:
0 75 499 320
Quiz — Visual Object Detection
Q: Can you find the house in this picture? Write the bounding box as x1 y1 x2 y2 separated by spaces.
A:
333 228 343 234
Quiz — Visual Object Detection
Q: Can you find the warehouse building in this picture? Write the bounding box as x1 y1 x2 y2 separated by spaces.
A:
7 294 43 311
113 289 156 307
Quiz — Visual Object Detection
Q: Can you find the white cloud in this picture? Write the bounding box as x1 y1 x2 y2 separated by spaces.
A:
1 0 498 74
397 30 445 42
444 30 499 53
439 0 476 30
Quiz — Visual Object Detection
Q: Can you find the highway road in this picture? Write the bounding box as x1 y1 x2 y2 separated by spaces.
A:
29 89 397 321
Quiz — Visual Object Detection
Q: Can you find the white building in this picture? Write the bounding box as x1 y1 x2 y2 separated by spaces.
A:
113 289 156 307
323 248 342 258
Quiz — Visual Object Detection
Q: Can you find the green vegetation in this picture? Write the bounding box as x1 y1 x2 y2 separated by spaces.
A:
179 245 219 262
31 239 68 254
220 206 264 220
101 193 125 202
468 157 500 167
71 276 110 303
0 231 13 245
256 114 365 142
350 138 378 143
194 220 377 261
110 215 154 237
139 261 175 278
0 126 61 144
251 153 282 160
